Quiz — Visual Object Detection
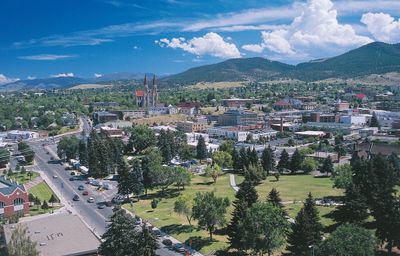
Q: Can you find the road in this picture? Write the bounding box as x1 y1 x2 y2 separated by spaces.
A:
28 126 184 256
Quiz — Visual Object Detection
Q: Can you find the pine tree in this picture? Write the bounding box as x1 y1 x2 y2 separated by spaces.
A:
227 179 258 251
130 160 144 201
139 225 158 256
277 149 290 171
267 188 285 214
196 135 207 160
334 183 369 225
248 147 258 166
49 194 58 207
117 162 132 197
370 112 380 128
286 193 323 255
261 146 275 175
239 147 249 171
41 200 49 210
87 130 101 178
232 149 241 173
290 149 302 174
99 208 150 256
78 139 88 166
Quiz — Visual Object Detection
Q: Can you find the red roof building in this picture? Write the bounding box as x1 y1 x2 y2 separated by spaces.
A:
135 90 145 97
355 93 367 100
0 176 29 219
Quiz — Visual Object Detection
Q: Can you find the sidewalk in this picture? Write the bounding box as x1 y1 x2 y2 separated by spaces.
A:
229 174 239 192
24 176 43 190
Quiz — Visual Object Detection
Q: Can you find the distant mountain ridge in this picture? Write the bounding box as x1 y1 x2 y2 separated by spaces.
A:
162 42 400 84
2 42 400 91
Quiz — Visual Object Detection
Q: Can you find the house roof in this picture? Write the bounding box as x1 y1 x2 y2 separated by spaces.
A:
0 176 26 195
274 99 291 106
135 90 145 97
355 93 367 99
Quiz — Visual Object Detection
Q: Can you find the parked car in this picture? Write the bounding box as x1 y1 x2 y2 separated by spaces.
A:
78 185 85 191
172 243 186 253
70 171 76 176
97 204 105 209
72 195 80 201
82 190 89 196
87 197 95 203
105 201 112 207
162 239 173 246
52 175 58 179
69 177 75 181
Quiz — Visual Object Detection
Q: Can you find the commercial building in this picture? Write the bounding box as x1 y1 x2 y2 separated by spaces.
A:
93 111 118 123
221 98 253 108
218 109 259 126
3 214 100 256
177 102 200 116
334 100 350 112
0 176 29 218
100 126 123 138
6 130 38 141
177 118 209 133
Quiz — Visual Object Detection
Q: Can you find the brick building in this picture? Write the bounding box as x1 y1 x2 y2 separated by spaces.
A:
0 176 29 218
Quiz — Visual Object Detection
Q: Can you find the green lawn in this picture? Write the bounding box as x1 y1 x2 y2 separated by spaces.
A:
7 171 39 185
124 173 238 254
125 173 343 255
28 181 60 216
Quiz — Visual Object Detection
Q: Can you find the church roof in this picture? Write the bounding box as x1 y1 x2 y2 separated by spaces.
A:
135 90 145 97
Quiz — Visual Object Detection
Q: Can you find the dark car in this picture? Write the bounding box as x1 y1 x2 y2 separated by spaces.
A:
105 201 112 207
78 185 85 191
162 239 173 246
70 171 76 176
172 243 186 253
82 190 89 196
97 204 106 209
69 177 75 181
72 195 80 201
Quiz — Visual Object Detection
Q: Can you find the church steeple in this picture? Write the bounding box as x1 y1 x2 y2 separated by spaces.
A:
144 75 149 108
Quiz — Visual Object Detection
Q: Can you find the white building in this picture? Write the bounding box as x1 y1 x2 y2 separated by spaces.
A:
6 130 38 141
186 133 209 144
340 115 367 126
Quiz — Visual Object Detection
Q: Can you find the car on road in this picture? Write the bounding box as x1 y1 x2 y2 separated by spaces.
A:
78 185 85 191
72 195 80 201
53 175 58 179
87 197 95 203
69 177 75 181
172 243 186 253
105 201 112 207
82 190 89 196
97 204 105 209
50 156 54 160
70 171 76 176
162 239 173 246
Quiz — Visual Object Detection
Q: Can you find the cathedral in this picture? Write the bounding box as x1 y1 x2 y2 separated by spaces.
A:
135 75 158 108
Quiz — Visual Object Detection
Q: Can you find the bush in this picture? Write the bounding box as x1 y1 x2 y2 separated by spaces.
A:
151 199 159 209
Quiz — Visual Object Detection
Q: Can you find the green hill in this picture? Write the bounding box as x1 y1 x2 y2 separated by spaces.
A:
161 42 400 85
161 57 294 85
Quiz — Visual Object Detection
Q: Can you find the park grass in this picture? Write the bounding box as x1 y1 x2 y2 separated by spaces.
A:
28 181 60 216
7 171 39 184
124 173 238 254
125 173 343 254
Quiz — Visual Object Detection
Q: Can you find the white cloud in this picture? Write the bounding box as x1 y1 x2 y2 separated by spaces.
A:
50 73 74 78
361 12 400 43
18 54 76 60
157 32 241 58
0 74 19 85
133 45 140 50
27 76 36 80
94 73 103 78
242 0 372 59
334 1 400 16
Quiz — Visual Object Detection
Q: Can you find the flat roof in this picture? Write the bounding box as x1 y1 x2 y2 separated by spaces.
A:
3 214 100 256
295 131 326 136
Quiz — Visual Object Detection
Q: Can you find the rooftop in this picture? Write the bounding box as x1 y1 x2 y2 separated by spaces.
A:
0 176 26 195
3 214 100 256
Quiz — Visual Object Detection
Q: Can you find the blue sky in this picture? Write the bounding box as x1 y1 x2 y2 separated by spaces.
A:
1 0 400 82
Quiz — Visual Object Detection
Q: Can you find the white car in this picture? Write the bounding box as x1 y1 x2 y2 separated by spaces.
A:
53 175 58 179
87 197 95 203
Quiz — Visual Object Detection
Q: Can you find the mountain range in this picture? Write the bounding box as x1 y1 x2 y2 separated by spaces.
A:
162 42 400 85
2 42 400 91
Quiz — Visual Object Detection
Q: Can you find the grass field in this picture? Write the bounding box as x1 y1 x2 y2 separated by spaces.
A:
7 172 39 184
188 81 245 90
125 174 238 254
28 181 60 216
132 114 188 125
69 83 113 90
125 173 342 254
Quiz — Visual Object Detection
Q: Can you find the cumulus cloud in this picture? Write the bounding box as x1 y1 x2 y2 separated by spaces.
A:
94 73 103 78
18 54 76 61
361 12 400 43
50 73 74 78
242 0 372 58
0 74 19 85
156 32 241 58
27 76 36 80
